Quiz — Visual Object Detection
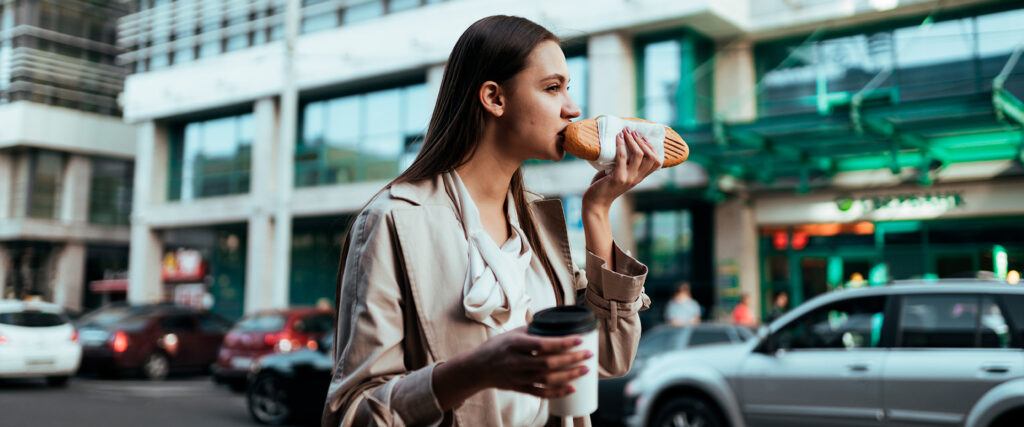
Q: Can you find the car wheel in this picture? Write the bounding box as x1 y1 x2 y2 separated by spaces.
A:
46 376 70 387
248 373 291 425
650 396 726 427
142 352 170 381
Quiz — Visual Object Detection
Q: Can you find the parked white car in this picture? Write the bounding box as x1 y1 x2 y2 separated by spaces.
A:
624 280 1024 427
0 299 82 386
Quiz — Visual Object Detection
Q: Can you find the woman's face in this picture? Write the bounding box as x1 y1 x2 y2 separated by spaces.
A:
497 40 582 162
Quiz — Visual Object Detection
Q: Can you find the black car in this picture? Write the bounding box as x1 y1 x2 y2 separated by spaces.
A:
592 323 755 427
247 331 334 425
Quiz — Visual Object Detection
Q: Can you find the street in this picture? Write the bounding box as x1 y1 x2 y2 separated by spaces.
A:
0 375 298 427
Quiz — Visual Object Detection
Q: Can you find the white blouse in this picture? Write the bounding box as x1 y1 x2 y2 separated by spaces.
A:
444 171 558 426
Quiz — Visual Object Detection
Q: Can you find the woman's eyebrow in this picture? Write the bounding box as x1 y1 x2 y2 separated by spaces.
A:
541 73 568 84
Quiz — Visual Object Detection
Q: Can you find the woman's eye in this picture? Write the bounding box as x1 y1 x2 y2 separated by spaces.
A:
546 85 561 92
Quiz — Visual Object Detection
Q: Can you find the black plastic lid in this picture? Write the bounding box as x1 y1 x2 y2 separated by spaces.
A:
528 306 597 336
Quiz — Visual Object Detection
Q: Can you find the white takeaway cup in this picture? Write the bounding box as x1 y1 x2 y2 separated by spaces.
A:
528 305 599 417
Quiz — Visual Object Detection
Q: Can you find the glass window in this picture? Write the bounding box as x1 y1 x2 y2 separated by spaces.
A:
174 47 194 65
198 313 233 334
566 55 588 118
687 329 733 347
899 294 981 348
389 0 421 13
297 82 430 186
343 1 383 24
637 328 679 359
302 12 338 34
226 34 248 52
979 296 1010 349
149 52 169 70
641 39 681 126
1002 295 1024 347
774 296 886 350
170 113 254 201
234 314 285 332
634 210 693 278
28 150 64 219
0 311 68 327
89 158 133 226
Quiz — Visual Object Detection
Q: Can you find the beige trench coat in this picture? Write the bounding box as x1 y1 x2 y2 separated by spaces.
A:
322 175 651 427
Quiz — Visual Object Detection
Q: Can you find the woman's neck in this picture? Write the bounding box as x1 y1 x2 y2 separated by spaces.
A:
455 130 520 209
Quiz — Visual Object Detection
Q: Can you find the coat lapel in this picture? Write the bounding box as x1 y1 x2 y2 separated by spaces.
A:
528 199 579 305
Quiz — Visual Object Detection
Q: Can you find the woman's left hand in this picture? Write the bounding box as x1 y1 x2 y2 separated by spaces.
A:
582 129 662 209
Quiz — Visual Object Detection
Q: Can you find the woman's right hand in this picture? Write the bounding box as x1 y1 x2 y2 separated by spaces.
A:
432 327 593 411
473 327 593 398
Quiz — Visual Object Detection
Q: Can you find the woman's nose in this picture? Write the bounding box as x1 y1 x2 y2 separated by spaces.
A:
564 99 582 119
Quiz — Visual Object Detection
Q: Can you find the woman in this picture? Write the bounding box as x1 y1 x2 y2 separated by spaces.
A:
322 15 660 427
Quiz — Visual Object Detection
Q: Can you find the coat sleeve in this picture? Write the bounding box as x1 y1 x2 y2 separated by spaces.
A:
321 207 444 427
573 243 651 379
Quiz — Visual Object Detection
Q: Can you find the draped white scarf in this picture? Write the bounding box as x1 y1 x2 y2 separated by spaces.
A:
444 171 535 332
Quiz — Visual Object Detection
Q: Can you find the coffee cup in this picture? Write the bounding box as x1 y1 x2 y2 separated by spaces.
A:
527 305 599 417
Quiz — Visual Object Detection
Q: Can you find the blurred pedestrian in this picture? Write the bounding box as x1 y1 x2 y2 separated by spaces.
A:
731 293 756 327
764 290 789 324
322 15 662 427
665 282 701 326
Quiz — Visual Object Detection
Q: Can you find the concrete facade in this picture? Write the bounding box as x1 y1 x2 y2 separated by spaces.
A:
117 0 1015 318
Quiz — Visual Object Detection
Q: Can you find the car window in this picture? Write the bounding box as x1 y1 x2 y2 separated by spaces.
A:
0 311 67 327
293 314 334 334
979 296 1011 349
774 296 886 350
733 326 756 342
637 328 678 359
78 305 155 328
899 294 984 348
160 314 197 332
1002 294 1024 347
687 329 733 347
234 314 285 332
198 313 233 334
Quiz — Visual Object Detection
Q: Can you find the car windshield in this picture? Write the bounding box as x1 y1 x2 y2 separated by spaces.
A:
0 311 67 327
234 314 285 332
77 305 155 330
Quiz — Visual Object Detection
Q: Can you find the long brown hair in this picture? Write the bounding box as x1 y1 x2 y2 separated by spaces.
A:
392 15 560 278
335 16 564 315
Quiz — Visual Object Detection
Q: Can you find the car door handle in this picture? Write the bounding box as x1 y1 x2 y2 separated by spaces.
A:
981 364 1011 374
847 363 870 372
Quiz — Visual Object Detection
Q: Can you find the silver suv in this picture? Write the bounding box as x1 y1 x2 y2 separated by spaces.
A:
625 280 1024 427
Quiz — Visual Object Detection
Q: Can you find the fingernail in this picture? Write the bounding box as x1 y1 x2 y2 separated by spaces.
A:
567 386 576 395
573 337 583 345
584 350 594 359
580 366 590 375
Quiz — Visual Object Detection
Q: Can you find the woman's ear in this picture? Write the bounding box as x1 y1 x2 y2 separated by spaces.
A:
479 81 505 117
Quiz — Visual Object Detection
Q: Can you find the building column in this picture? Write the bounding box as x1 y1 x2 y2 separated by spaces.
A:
714 194 760 321
269 1 301 311
245 97 279 313
587 32 639 253
588 32 637 118
713 39 756 122
0 245 10 299
128 121 168 304
59 155 92 224
52 243 85 312
0 151 13 219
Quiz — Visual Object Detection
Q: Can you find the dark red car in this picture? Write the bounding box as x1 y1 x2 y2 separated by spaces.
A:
76 303 233 380
212 307 334 391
